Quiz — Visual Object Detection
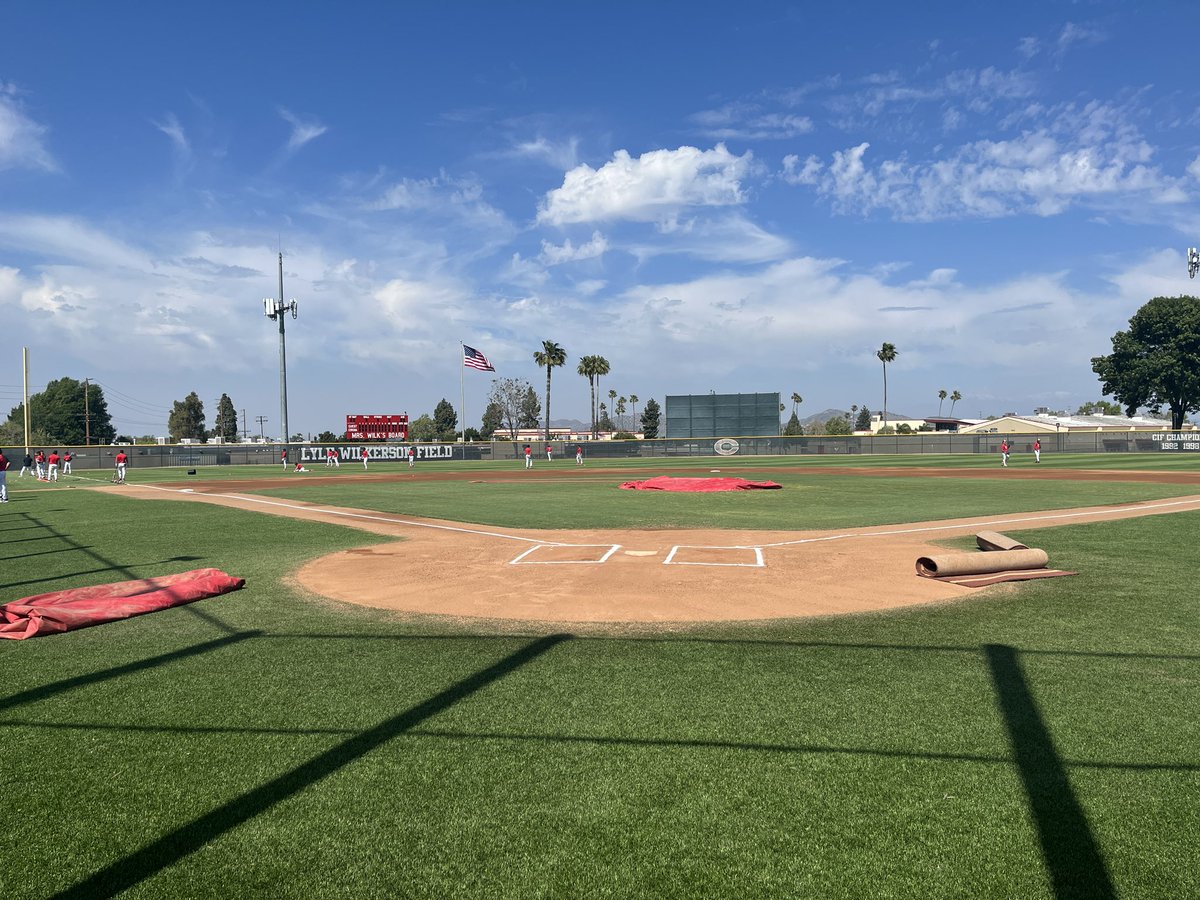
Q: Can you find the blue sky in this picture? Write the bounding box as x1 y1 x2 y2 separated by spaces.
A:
3 1 1198 438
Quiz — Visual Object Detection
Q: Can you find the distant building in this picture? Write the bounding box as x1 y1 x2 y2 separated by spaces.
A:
958 412 1194 434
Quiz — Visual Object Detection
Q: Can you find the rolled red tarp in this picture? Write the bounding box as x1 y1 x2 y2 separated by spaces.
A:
620 476 782 492
0 569 245 640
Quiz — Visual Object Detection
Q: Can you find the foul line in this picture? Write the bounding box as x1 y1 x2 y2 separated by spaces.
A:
758 496 1200 549
132 484 551 545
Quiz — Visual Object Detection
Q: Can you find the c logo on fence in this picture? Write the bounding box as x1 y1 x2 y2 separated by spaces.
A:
714 438 740 456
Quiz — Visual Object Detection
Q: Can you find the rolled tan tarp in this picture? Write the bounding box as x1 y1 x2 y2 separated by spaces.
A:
975 531 1029 552
916 548 1049 577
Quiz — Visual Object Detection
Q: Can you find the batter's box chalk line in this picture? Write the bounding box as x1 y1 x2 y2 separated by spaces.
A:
510 543 622 565
664 546 765 567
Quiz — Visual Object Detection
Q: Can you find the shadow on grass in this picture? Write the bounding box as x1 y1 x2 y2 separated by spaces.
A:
10 628 1158 899
0 632 261 712
986 643 1117 900
0 511 207 590
51 633 571 900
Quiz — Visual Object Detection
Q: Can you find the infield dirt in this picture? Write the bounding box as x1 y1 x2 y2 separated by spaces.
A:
106 464 1200 627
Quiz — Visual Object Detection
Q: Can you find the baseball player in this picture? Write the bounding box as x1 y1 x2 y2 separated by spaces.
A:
63 451 73 475
408 446 415 468
524 445 533 469
115 450 128 484
1033 438 1041 463
575 444 583 466
47 450 60 482
1001 439 1010 468
362 447 369 470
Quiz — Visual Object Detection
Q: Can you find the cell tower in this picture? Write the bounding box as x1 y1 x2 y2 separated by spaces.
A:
263 252 299 443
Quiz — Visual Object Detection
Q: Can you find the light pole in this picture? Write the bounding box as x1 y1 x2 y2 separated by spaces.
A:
262 252 298 443
83 377 92 445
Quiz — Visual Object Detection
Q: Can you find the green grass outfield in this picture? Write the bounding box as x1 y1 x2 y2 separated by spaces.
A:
2 455 1198 898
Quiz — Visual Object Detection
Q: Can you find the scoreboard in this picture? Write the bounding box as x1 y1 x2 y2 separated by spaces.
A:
345 414 410 441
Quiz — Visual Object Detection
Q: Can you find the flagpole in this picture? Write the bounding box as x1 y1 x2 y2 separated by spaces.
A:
459 341 466 460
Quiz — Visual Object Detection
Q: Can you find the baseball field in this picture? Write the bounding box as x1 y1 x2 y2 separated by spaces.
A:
3 452 1198 898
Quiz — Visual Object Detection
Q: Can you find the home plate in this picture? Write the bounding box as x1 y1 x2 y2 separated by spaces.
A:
624 550 658 557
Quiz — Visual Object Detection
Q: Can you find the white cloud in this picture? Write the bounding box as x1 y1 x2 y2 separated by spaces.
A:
540 231 608 265
279 107 327 152
153 113 189 154
0 214 151 269
784 118 1184 221
537 144 754 225
364 171 515 245
1056 22 1106 55
690 103 814 140
626 214 792 265
0 85 56 172
510 135 580 169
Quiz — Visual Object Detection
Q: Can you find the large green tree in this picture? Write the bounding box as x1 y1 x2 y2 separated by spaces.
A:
532 340 567 439
855 406 872 431
1076 400 1124 416
876 342 898 426
213 393 239 442
6 377 116 445
410 414 437 442
1092 296 1200 429
479 401 504 440
640 398 661 439
168 392 206 441
597 402 614 433
433 398 458 441
824 416 854 435
518 385 541 430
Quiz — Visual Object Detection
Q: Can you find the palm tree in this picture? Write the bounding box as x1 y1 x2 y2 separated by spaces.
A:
938 389 948 416
791 392 803 415
629 394 639 434
876 342 899 426
616 396 628 432
949 390 962 416
533 340 567 440
592 356 610 438
577 355 602 438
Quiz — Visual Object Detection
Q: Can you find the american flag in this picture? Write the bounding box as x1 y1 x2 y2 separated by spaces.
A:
463 345 496 372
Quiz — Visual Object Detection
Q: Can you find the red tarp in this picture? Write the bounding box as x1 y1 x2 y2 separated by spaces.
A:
0 569 245 640
620 476 782 492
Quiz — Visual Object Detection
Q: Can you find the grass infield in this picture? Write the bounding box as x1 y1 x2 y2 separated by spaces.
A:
1 454 1198 898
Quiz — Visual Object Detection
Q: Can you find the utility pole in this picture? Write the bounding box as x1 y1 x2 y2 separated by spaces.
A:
84 378 91 445
256 415 268 441
262 252 298 443
242 409 248 440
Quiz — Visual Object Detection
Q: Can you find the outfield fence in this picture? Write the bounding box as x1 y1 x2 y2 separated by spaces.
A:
23 430 1197 472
